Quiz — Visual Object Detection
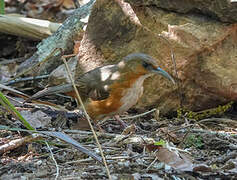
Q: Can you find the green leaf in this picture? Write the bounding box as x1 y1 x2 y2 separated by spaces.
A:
0 0 5 15
0 91 35 130
154 139 166 146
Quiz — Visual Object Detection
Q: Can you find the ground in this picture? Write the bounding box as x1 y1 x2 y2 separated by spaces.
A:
1 92 237 179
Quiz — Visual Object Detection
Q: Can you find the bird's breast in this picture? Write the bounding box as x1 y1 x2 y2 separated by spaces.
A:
118 74 151 113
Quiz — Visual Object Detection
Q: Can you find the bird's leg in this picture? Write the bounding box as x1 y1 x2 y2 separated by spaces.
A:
96 124 105 133
114 115 127 128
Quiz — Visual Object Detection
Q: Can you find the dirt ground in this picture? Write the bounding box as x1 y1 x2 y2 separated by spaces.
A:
1 98 237 179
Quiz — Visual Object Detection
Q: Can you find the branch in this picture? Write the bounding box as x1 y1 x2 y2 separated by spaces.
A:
0 14 61 40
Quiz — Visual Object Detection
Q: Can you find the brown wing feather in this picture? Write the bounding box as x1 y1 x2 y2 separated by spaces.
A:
28 64 119 102
75 64 119 101
28 84 74 101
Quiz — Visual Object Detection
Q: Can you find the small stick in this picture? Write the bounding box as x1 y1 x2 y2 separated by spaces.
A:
120 108 156 120
45 141 60 180
61 51 112 180
146 156 158 170
157 34 178 79
4 75 50 86
0 135 41 155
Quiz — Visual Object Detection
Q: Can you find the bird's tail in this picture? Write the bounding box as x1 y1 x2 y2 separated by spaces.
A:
26 84 73 102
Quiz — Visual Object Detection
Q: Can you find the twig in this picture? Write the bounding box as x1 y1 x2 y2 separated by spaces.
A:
65 158 96 164
4 75 50 86
64 129 119 138
0 14 61 39
106 154 146 160
0 135 41 155
98 108 157 126
0 57 25 65
143 26 178 83
61 53 112 180
156 33 186 108
0 83 29 96
0 125 102 163
157 34 178 79
168 124 195 133
198 118 237 125
179 128 237 136
65 154 149 165
120 108 156 120
146 156 158 170
45 141 60 180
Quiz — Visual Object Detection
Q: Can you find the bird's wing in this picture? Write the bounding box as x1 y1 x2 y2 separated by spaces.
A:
75 64 119 101
27 84 74 102
28 64 119 102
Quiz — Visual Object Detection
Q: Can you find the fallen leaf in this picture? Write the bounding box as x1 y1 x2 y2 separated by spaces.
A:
19 110 52 128
156 147 194 171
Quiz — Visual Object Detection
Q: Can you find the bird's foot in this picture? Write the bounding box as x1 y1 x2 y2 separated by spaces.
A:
114 115 128 129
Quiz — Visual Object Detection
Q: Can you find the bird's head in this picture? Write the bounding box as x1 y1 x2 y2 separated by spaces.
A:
118 53 175 84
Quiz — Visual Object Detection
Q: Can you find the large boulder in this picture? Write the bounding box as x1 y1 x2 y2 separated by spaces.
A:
126 0 237 23
70 0 237 114
46 0 237 115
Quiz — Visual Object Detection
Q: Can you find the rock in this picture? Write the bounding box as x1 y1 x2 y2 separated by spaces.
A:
72 0 237 114
126 0 237 23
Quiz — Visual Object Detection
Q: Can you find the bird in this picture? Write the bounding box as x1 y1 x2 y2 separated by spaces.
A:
28 53 175 127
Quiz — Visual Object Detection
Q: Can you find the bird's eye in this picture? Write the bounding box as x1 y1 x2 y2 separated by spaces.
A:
142 62 149 68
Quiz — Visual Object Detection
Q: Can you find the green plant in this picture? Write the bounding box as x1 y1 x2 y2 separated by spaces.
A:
0 0 5 14
0 91 34 130
185 134 204 148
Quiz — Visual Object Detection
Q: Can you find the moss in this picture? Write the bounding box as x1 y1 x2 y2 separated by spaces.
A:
185 134 204 148
177 101 234 120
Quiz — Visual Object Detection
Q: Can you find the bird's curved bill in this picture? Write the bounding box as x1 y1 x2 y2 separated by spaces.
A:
154 67 175 84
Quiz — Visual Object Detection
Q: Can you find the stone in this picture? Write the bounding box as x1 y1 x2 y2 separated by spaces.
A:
72 0 237 114
126 0 237 23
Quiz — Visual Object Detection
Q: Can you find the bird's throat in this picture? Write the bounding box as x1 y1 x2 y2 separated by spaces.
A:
118 74 151 113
